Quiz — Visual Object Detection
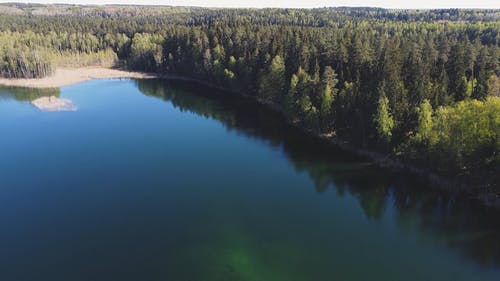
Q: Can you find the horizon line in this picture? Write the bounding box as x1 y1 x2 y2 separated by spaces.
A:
0 2 499 10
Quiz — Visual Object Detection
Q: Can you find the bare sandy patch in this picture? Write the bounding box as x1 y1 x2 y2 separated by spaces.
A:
0 67 157 89
32 96 77 112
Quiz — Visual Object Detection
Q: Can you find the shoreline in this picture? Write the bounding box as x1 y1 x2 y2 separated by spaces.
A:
160 75 500 208
1 70 498 207
0 67 157 88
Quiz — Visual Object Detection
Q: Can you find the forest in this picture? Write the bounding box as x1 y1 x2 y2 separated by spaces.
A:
0 4 499 189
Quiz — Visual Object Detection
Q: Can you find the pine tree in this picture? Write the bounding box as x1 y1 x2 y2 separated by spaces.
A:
258 55 286 103
319 66 339 130
286 73 299 119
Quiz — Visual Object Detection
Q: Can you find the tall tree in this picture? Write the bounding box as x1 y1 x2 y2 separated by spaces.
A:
258 55 286 103
375 91 395 143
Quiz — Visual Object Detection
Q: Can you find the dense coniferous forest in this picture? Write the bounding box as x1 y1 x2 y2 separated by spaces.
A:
0 4 499 189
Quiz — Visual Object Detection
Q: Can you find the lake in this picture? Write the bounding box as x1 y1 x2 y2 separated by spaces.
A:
0 79 499 281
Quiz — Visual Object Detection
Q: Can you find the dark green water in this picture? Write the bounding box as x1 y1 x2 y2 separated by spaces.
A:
0 79 499 281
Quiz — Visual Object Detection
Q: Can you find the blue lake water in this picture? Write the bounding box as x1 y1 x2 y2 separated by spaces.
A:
0 79 499 281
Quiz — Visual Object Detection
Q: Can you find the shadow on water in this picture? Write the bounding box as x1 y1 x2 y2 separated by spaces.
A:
136 78 500 269
0 86 60 102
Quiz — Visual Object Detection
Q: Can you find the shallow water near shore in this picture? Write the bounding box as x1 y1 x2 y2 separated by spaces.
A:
0 79 499 281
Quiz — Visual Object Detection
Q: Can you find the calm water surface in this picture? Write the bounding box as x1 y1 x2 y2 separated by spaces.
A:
0 79 499 281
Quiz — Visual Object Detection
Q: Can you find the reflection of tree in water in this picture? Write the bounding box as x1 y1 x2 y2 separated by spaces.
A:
393 188 500 268
135 78 500 268
0 86 60 101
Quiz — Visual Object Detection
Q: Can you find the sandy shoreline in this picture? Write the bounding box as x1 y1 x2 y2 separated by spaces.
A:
0 67 157 88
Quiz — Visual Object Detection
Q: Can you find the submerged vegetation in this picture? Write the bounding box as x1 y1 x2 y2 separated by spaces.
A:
135 79 500 268
0 4 499 189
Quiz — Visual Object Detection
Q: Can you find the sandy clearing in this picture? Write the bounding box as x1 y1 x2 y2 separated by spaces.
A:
0 67 157 89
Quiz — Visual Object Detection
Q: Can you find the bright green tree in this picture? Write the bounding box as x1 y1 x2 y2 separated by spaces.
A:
375 92 395 142
414 99 435 144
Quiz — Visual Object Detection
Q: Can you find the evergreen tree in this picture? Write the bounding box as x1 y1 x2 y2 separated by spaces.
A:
258 55 286 103
319 66 339 130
